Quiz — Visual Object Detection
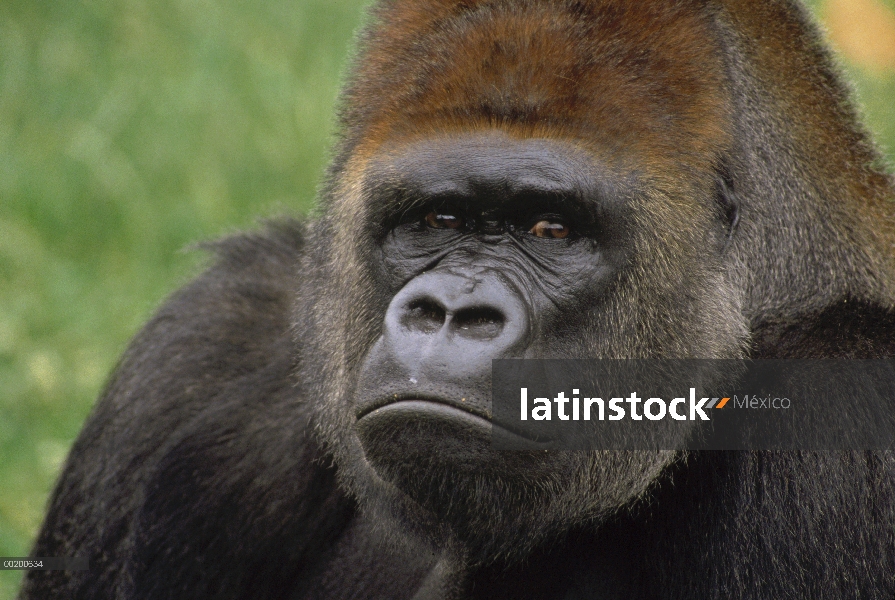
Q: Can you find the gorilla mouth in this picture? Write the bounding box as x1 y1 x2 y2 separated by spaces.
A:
356 398 553 446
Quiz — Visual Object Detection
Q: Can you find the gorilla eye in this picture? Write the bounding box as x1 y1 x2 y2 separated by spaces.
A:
424 211 464 230
529 219 570 239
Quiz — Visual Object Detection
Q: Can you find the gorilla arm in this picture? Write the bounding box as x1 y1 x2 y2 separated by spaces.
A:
20 221 433 600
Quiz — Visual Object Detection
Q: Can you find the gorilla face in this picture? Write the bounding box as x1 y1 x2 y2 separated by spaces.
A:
305 131 747 563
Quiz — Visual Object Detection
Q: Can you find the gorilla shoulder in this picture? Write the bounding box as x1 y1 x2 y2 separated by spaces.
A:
19 221 418 599
104 219 305 418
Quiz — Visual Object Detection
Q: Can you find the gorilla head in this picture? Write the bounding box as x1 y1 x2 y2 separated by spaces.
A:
297 0 893 565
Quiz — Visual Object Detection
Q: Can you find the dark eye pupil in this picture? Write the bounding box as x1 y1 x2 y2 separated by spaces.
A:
425 212 464 229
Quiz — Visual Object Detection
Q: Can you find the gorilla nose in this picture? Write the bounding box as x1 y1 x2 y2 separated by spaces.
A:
382 268 531 375
402 300 505 340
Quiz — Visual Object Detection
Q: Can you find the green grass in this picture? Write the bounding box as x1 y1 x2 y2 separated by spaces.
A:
0 0 370 595
0 1 892 598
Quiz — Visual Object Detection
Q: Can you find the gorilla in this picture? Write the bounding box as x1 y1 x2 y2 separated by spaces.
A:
20 0 895 598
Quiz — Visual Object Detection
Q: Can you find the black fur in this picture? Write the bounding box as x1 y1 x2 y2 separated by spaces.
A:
20 223 433 599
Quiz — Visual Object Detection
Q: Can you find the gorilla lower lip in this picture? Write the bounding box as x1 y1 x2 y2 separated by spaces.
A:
358 399 489 423
356 399 553 446
356 397 486 420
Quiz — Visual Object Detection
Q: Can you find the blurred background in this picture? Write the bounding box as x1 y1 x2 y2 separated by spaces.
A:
0 0 893 596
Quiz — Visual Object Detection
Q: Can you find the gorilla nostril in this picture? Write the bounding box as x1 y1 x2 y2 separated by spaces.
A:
451 307 505 339
402 299 446 333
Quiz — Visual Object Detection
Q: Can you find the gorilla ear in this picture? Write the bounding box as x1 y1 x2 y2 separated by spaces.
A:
716 168 739 251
